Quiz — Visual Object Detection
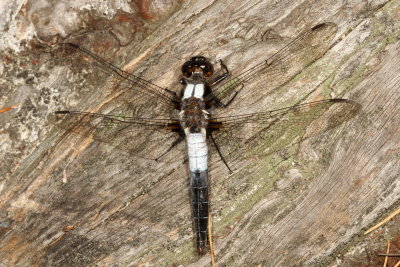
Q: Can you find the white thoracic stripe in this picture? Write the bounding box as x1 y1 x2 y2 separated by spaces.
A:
183 83 205 99
187 132 208 172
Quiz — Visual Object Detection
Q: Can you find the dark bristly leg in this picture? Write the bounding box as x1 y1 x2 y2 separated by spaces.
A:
212 83 244 108
210 60 230 87
210 132 233 174
210 59 244 108
190 171 209 256
155 135 184 161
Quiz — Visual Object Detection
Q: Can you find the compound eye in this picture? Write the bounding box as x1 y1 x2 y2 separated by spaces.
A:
181 56 214 77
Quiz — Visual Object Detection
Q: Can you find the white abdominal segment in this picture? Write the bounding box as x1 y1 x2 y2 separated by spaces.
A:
183 83 205 99
187 132 208 172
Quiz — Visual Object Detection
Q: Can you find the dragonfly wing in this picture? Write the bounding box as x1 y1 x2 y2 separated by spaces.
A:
207 23 338 103
50 43 186 162
208 99 360 172
56 43 179 109
49 111 184 162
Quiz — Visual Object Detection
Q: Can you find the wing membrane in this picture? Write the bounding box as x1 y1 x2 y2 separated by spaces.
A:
49 110 183 161
207 23 338 103
62 43 179 106
209 99 360 170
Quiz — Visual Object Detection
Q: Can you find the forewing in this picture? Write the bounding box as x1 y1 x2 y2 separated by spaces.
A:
53 42 180 120
207 23 338 103
61 43 179 105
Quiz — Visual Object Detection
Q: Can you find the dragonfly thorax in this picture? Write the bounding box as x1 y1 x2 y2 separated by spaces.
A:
180 83 209 134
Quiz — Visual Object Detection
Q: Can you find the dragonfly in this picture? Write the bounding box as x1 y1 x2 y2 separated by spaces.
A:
50 22 360 257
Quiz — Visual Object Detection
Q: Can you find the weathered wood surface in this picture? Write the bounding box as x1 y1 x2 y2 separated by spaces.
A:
1 0 399 266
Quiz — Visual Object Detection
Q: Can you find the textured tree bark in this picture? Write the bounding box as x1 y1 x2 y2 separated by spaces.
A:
0 0 399 266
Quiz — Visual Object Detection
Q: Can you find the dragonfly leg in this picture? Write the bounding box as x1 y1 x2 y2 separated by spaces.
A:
210 132 233 174
209 60 244 108
212 83 244 108
155 134 184 161
210 60 230 86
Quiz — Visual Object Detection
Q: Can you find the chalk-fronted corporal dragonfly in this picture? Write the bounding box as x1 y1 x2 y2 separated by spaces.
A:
51 22 360 256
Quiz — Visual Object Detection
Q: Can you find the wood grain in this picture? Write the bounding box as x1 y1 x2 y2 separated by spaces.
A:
0 0 399 266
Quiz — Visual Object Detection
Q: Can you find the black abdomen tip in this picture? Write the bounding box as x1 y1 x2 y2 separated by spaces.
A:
197 244 207 256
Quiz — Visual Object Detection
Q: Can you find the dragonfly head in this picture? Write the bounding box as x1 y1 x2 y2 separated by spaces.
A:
181 56 214 79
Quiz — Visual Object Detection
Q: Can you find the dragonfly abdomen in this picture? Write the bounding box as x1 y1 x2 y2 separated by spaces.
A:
187 132 209 255
181 80 211 255
189 170 209 256
187 132 208 171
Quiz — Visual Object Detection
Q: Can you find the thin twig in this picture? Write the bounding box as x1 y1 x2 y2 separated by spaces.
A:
208 214 215 267
378 254 400 257
383 240 390 267
364 207 400 235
